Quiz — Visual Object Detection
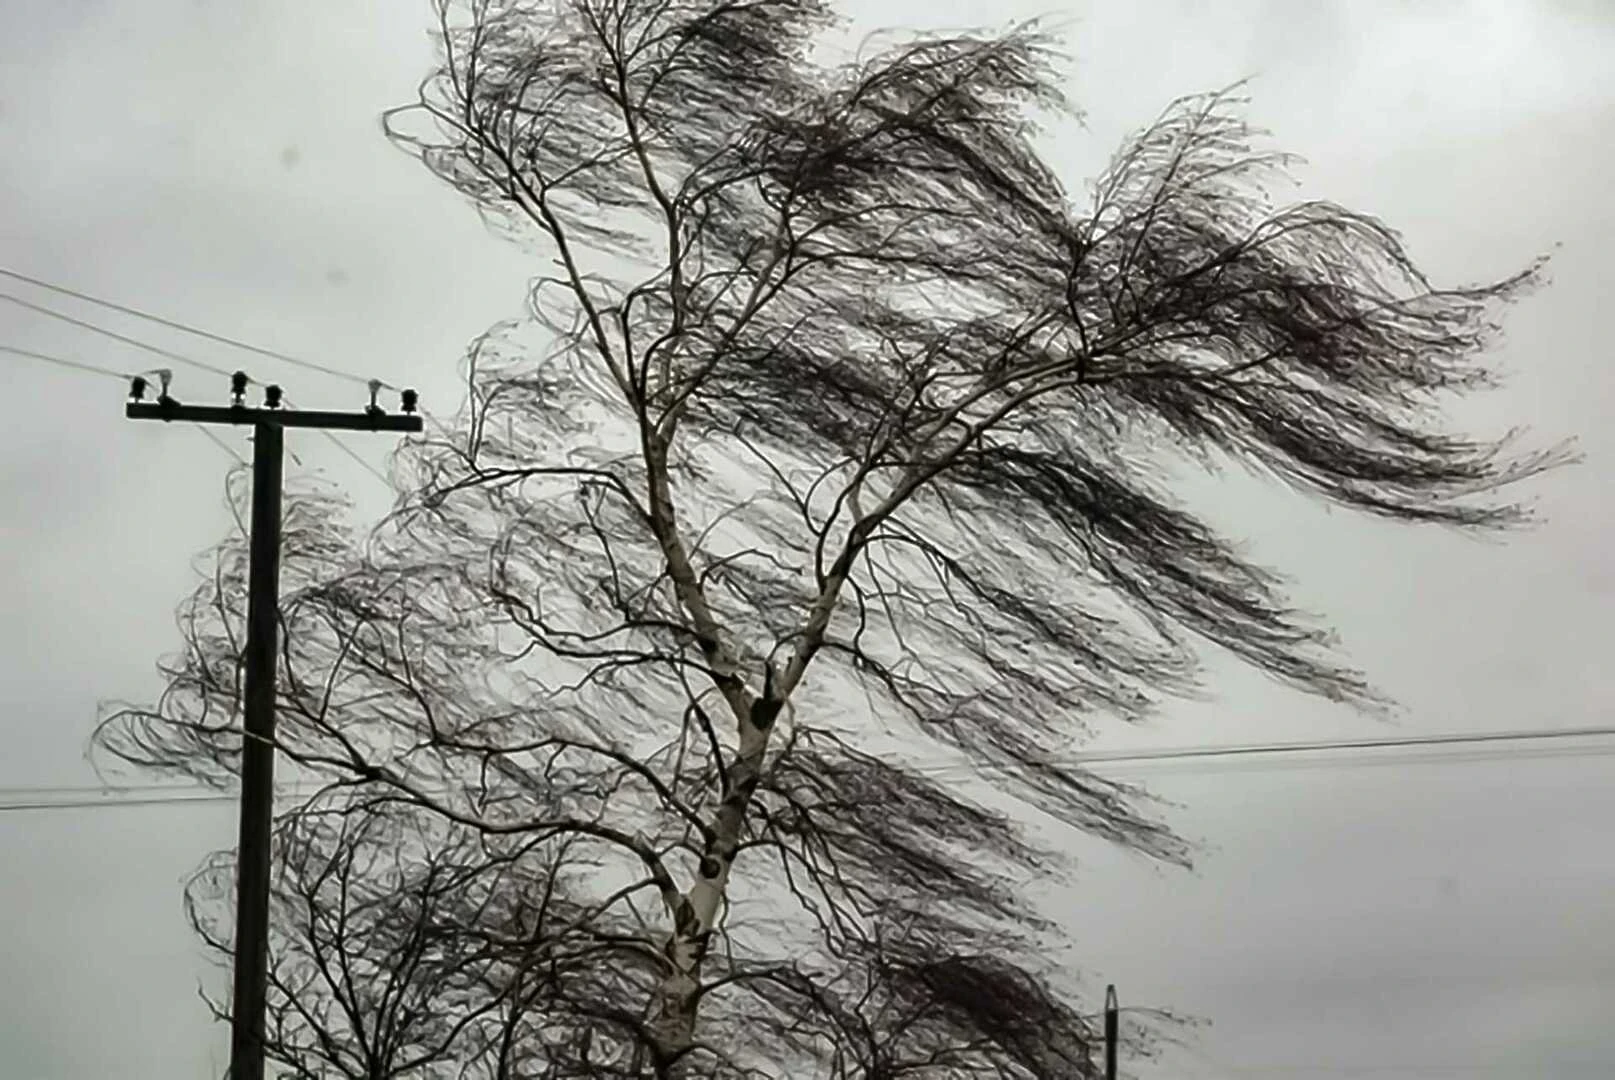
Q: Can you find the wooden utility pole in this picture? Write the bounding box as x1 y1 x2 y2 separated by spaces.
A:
1104 984 1119 1080
126 371 421 1080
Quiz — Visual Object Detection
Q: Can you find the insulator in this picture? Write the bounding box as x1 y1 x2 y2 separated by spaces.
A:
400 388 418 414
231 370 249 405
264 384 283 409
129 375 148 401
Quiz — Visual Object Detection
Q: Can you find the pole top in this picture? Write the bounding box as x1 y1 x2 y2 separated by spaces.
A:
125 374 422 431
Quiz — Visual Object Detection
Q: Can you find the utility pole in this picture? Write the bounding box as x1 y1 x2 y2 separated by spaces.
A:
126 370 421 1080
1104 983 1119 1080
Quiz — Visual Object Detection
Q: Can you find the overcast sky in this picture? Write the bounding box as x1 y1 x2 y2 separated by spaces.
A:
2 1 1612 1077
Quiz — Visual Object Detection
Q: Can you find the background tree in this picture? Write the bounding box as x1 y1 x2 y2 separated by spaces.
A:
97 0 1568 1075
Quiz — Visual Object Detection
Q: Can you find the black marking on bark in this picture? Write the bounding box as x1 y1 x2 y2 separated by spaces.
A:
750 696 782 730
673 897 699 937
698 855 722 879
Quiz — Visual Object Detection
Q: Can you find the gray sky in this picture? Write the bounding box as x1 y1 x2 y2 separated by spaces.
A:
2 0 1612 1076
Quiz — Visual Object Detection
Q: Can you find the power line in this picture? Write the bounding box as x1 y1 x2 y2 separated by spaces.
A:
3 724 1611 814
907 723 1615 782
0 342 132 381
3 286 392 481
3 342 389 484
1 290 236 379
197 424 250 466
1109 742 1615 778
4 267 451 468
281 392 392 488
0 778 387 813
0 782 225 799
2 342 247 466
0 787 332 813
1 266 453 443
0 266 388 389
0 793 237 812
1062 722 1615 765
7 334 427 488
319 430 391 487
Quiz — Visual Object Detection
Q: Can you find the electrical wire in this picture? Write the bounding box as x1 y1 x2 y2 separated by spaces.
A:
3 724 1611 814
904 723 1615 782
1056 723 1615 764
2 336 391 484
196 424 249 466
2 336 385 480
0 790 329 813
320 431 392 487
279 391 393 488
0 782 222 799
1 290 235 380
1 265 451 441
2 341 248 465
0 266 389 388
0 342 132 380
1098 742 1615 778
0 793 236 812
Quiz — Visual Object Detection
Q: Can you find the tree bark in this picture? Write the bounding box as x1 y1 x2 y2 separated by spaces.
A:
649 692 781 1069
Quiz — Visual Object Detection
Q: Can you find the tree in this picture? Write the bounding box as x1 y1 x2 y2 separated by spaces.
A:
96 0 1569 1075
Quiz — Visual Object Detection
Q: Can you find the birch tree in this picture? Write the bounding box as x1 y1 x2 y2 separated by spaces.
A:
97 0 1567 1075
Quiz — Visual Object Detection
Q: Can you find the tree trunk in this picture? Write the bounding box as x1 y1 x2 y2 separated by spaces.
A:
649 695 780 1070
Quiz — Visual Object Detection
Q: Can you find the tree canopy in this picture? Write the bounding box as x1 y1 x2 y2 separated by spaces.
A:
97 1 1568 1076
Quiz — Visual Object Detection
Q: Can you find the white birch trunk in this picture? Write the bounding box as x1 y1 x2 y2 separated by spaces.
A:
649 692 779 1067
